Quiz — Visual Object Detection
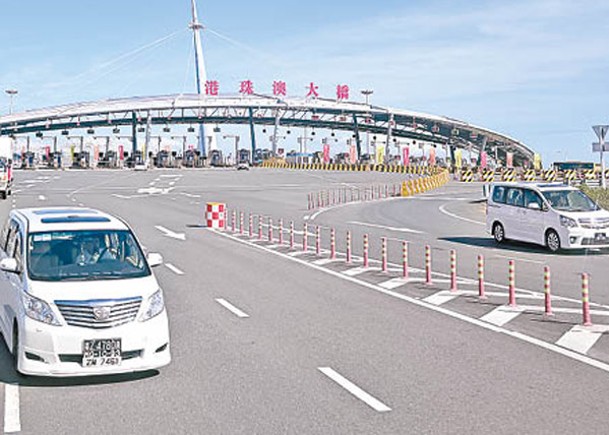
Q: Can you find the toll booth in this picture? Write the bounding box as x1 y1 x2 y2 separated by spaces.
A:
21 151 35 169
50 151 63 169
125 151 144 168
238 149 251 164
209 150 223 167
72 151 90 169
154 150 171 168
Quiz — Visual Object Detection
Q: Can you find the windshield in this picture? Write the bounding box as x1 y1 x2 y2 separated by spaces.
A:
541 189 599 212
27 230 150 282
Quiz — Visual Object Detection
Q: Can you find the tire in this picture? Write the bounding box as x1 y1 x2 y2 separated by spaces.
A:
546 229 561 253
11 325 19 372
493 222 505 244
0 191 6 200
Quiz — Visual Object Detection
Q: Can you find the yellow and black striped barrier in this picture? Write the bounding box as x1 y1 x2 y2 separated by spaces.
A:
522 169 536 182
501 168 517 182
481 170 495 183
460 169 474 182
543 169 557 182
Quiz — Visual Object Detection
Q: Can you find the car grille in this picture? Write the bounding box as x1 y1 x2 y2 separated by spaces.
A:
578 218 609 229
55 297 142 329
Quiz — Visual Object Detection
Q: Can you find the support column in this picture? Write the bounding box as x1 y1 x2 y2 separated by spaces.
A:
272 109 281 156
249 107 257 163
352 114 362 160
131 112 138 158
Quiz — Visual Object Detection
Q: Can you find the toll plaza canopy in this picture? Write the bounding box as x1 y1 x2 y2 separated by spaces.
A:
0 93 535 165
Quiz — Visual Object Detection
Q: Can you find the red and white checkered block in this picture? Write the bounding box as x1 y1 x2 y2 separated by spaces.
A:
206 202 226 229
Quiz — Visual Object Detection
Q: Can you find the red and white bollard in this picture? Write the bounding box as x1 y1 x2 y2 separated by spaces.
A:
381 237 388 272
278 219 284 245
450 249 457 292
268 217 273 242
478 255 486 299
289 221 295 249
330 228 336 259
425 245 432 285
544 266 553 316
303 223 308 252
258 216 263 240
508 260 516 307
582 273 592 326
231 211 236 233
363 234 369 268
402 241 409 279
316 226 321 255
346 231 352 263
239 212 244 235
249 213 253 238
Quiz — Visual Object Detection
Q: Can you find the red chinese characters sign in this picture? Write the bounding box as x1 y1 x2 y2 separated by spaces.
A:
199 81 351 99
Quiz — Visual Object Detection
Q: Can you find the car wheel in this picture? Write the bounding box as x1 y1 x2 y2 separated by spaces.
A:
546 229 561 253
493 222 505 244
12 325 19 371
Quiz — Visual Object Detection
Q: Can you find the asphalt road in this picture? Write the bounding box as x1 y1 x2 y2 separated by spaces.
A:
2 168 609 434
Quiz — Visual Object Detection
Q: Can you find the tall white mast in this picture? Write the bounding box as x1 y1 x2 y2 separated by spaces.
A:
189 0 217 155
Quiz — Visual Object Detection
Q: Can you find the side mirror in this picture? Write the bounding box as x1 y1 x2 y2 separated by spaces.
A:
0 258 19 273
527 202 541 211
147 253 163 268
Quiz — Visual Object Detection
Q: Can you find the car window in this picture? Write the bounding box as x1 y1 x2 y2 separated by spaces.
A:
13 231 23 274
524 189 543 208
506 188 524 207
5 220 20 257
492 186 507 204
0 218 10 251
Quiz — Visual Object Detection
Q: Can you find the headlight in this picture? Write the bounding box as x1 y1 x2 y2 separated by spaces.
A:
560 215 578 228
139 289 165 321
22 292 61 326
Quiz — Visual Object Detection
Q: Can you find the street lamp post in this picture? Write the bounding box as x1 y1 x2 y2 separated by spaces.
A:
361 89 373 157
5 89 18 115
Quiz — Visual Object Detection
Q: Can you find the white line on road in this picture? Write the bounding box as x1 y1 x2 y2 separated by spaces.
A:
155 225 186 241
312 258 343 266
342 266 378 277
423 291 460 306
37 195 46 201
438 203 485 226
480 306 524 326
165 263 184 275
179 192 201 199
215 298 249 318
347 221 424 234
318 367 391 412
556 325 609 354
378 277 409 290
493 254 544 265
4 383 20 433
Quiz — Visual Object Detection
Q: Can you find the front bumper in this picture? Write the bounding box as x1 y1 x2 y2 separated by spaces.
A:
559 227 609 249
18 310 170 377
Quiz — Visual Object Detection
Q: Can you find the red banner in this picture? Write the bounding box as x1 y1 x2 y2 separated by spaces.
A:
429 147 436 166
118 145 124 161
323 144 330 164
506 152 513 168
349 145 357 164
402 146 410 166
480 151 487 169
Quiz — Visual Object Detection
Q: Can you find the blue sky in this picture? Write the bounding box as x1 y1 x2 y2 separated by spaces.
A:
1 0 609 163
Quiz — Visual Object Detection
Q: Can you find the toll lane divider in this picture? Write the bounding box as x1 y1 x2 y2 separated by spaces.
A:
222 209 607 333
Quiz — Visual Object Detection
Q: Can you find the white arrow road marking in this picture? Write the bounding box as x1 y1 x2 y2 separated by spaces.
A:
318 367 391 412
215 298 249 318
155 225 186 241
165 263 184 275
4 383 21 433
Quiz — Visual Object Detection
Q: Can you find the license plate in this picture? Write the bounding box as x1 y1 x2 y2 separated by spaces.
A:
82 339 122 367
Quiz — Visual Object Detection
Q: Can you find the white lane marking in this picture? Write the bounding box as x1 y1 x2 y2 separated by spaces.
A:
438 203 485 226
493 254 544 265
342 266 379 277
424 291 459 306
215 298 249 318
213 229 609 375
312 258 343 266
169 181 176 186
378 277 409 290
4 383 21 433
556 325 609 354
287 251 309 257
165 263 184 275
180 192 201 199
149 181 156 186
480 306 524 326
37 195 46 201
516 305 609 316
160 174 183 178
318 367 391 413
155 225 186 241
347 221 424 234
71 197 76 202
309 197 403 221
78 203 84 207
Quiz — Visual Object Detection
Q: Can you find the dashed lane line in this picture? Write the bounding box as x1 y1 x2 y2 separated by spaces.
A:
213 230 609 375
4 383 20 433
165 263 185 275
215 298 249 318
318 367 391 413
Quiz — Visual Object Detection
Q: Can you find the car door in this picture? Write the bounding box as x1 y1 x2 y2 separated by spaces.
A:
521 189 546 245
0 218 16 338
3 221 25 336
504 187 525 240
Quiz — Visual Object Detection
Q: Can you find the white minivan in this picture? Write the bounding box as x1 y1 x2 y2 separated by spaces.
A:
486 182 609 252
0 207 171 376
